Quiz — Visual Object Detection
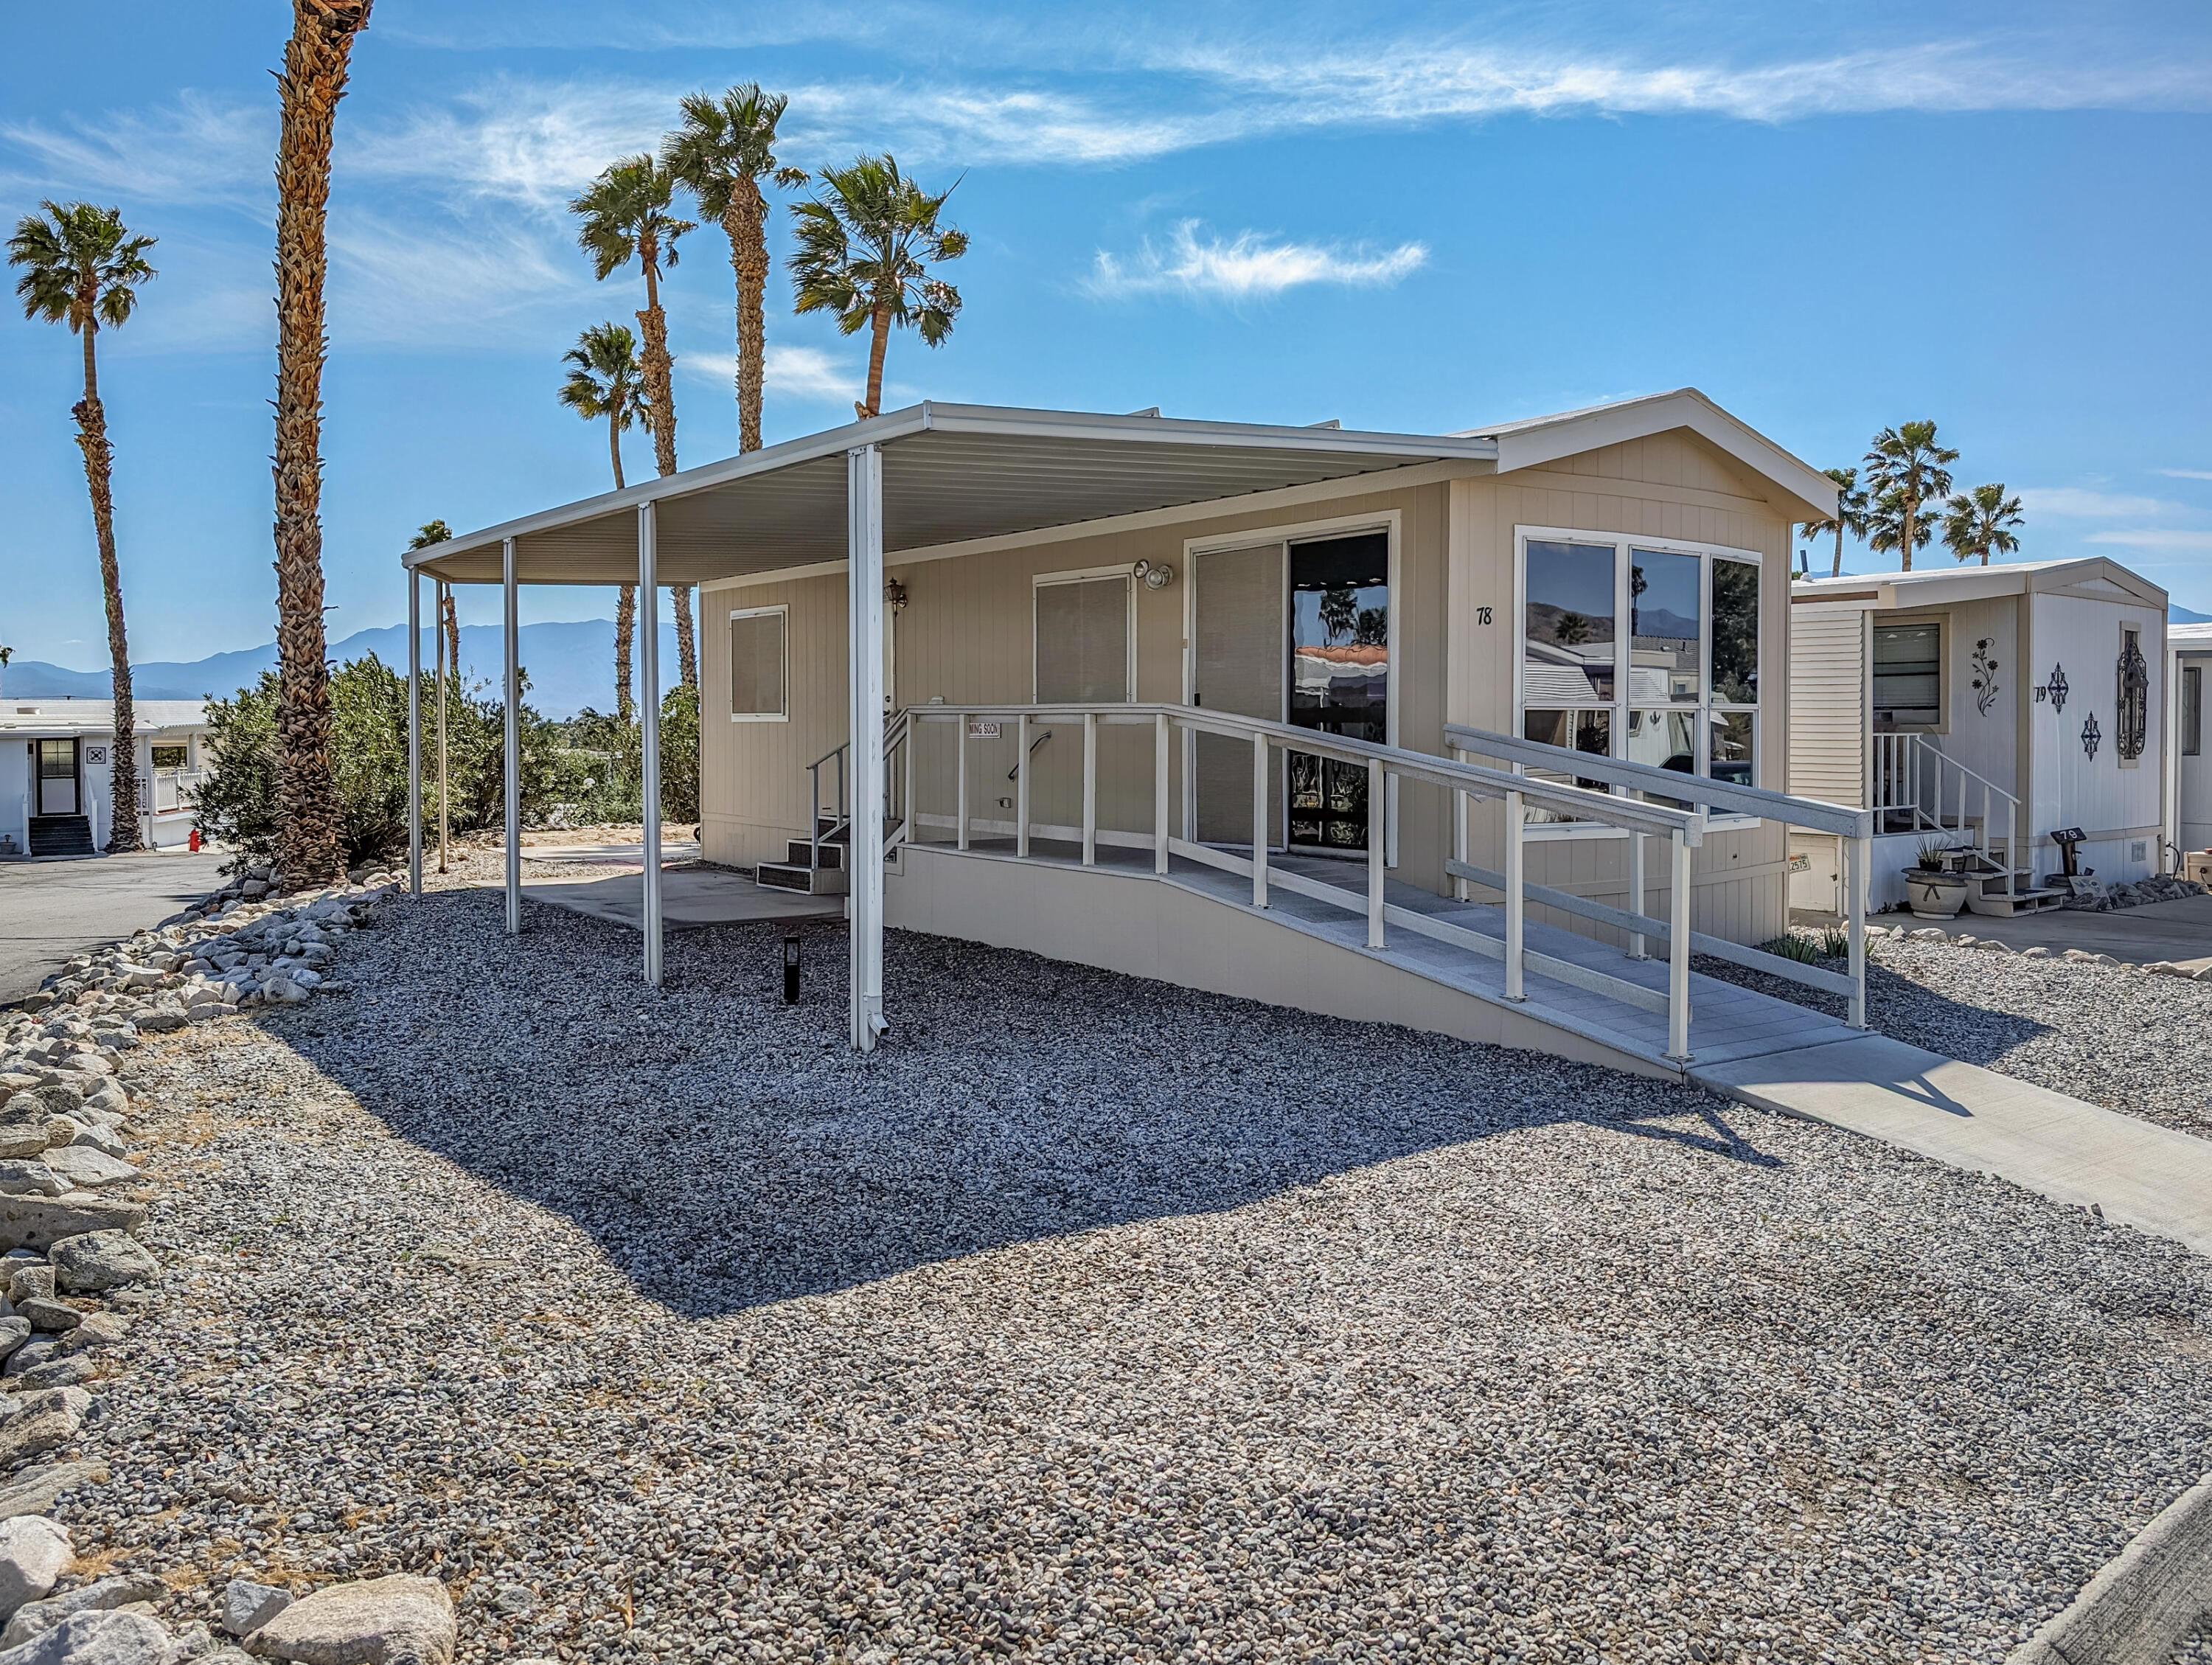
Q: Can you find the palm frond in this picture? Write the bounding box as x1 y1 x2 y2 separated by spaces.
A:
7 201 156 330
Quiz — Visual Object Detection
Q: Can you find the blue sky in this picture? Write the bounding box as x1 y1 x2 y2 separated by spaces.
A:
4 1 2211 668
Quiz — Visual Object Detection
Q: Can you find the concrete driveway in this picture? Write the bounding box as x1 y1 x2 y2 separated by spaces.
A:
1909 891 2212 971
0 849 230 1006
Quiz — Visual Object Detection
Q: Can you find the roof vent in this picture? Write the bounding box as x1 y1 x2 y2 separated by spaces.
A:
1124 406 1161 418
1306 419 1342 429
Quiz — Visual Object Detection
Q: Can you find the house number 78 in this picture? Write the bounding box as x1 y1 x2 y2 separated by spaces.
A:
1476 606 1493 625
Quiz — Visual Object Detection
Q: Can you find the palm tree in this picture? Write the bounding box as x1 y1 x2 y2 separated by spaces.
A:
789 153 969 422
1865 484 1934 568
1798 465 1871 579
407 518 459 689
1861 421 1958 574
9 201 157 853
559 322 647 717
571 156 700 689
1941 483 2025 567
663 84 808 456
271 0 372 889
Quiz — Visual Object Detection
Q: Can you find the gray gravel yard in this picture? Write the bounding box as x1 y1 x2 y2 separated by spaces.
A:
60 886 2212 1662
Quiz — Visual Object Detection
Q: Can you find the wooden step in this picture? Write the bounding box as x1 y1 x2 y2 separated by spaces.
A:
757 861 847 896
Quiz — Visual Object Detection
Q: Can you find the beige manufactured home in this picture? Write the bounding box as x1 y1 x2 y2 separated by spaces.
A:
403 392 1877 1082
2171 622 2212 862
1788 559 2169 914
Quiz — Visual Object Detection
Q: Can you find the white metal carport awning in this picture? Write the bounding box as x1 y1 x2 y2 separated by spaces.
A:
401 402 1501 588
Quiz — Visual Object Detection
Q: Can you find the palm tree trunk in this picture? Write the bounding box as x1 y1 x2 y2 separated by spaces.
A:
1900 501 1916 572
862 305 892 420
672 586 696 690
613 584 636 723
271 0 369 890
728 186 768 454
71 316 139 853
1832 523 1844 579
607 409 626 491
637 260 678 480
442 588 460 689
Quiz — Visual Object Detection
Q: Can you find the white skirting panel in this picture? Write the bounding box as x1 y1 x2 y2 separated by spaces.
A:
884 844 1680 1083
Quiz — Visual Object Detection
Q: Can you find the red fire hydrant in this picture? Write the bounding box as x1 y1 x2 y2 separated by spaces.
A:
189 829 201 852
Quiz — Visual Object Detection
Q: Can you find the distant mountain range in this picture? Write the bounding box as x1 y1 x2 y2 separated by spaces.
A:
0 619 679 720
2175 604 2211 625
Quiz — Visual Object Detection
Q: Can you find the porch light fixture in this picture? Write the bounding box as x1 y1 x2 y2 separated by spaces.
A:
2081 712 2101 761
1133 560 1175 591
884 577 908 614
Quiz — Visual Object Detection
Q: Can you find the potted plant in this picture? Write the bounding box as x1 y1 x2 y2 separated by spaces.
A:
1906 838 1972 920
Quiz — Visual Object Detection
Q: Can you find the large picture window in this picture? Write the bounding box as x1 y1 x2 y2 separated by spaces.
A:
728 606 787 721
1517 529 1761 825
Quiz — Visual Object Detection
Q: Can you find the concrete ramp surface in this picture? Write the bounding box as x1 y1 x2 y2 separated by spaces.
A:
1694 1034 2212 1255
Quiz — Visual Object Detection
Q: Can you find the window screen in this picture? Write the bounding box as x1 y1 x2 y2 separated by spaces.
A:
1034 577 1130 703
729 610 787 718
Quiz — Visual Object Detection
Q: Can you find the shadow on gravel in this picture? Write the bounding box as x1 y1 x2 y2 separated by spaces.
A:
259 886 1788 1318
1692 956 2053 1066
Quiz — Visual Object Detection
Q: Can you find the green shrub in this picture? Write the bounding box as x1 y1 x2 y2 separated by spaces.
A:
196 655 570 872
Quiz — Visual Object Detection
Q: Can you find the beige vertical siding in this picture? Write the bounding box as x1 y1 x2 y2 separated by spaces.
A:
698 571 849 868
1787 605 1868 807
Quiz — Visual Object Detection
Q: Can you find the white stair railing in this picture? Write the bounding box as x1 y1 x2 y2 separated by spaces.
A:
1871 732 2020 898
880 698 1849 1066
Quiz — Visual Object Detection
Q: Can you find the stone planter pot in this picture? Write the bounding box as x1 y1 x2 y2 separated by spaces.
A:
1907 870 1972 920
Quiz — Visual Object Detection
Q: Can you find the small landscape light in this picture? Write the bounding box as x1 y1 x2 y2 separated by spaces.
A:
783 933 801 1005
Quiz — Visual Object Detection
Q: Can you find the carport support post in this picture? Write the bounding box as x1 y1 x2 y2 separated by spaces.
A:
639 503 664 988
406 564 422 897
1846 830 1870 1029
503 537 521 936
848 443 886 1052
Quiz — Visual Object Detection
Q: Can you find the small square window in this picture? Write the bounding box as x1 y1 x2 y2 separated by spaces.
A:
150 745 188 771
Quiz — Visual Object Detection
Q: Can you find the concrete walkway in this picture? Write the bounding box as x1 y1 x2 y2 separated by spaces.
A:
0 847 232 1006
1694 1035 2212 1256
525 866 842 930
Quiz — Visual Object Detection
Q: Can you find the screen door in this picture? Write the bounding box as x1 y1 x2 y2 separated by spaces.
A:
1192 543 1284 847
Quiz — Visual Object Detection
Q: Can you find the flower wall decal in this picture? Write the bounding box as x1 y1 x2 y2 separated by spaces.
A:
1970 638 2000 717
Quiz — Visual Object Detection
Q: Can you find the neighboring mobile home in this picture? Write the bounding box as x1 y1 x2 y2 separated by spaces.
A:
2171 622 2212 865
403 392 1879 1080
0 699 210 857
1787 560 2168 913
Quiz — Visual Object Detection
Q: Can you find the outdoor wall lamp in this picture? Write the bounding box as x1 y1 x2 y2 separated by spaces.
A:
884 577 908 614
1133 560 1175 591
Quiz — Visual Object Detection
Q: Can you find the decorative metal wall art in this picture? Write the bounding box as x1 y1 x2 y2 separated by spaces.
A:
2048 664 2069 712
1971 638 2000 716
2117 633 2149 760
2081 712 2101 760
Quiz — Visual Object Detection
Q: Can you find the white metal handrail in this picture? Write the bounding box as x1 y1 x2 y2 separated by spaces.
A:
150 766 204 813
806 741 849 869
1447 722 1873 1026
894 701 1755 1063
1871 732 2020 897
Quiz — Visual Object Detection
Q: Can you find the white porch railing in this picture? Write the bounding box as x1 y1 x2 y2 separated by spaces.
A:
150 767 204 814
1871 732 2019 895
874 701 1871 1063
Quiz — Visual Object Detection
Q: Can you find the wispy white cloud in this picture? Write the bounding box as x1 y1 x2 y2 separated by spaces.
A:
0 91 271 211
2157 467 2212 482
2017 486 2186 519
1087 220 1427 300
680 344 863 400
1152 33 2212 127
2087 529 2212 552
328 215 583 346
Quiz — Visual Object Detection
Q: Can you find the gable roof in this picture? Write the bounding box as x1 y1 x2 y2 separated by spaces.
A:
1452 388 1839 524
1792 557 2168 612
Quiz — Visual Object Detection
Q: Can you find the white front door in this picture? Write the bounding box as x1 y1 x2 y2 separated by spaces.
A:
36 740 78 816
